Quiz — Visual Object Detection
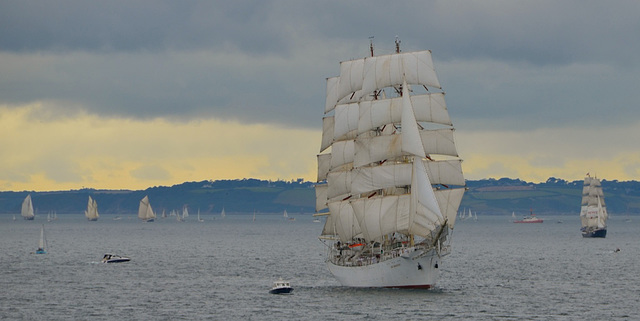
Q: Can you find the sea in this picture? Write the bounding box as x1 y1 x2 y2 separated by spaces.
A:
1 213 638 320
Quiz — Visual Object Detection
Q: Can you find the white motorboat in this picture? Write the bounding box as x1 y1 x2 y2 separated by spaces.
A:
101 253 131 263
269 278 293 294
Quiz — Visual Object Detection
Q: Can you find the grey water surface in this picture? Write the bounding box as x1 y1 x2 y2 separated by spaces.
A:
1 213 637 320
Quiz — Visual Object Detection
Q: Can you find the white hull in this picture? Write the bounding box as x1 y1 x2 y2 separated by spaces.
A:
327 248 441 288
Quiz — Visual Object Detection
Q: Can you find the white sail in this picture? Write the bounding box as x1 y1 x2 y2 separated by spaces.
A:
362 50 441 94
317 153 331 182
333 103 360 141
337 58 366 102
328 200 362 243
221 208 226 218
401 80 426 158
358 93 450 134
21 194 35 220
85 196 99 221
39 224 47 250
182 206 189 219
138 196 156 221
351 160 464 196
354 129 458 167
315 183 329 211
320 116 334 153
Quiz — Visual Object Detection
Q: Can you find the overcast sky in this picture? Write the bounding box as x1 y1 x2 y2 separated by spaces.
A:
1 0 639 191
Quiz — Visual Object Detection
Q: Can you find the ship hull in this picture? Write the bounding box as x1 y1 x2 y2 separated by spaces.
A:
327 248 441 288
582 228 606 238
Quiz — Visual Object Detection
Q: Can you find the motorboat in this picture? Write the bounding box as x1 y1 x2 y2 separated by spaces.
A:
269 278 293 294
101 253 131 263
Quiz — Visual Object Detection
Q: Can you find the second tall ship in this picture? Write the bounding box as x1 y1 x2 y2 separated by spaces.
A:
580 174 608 238
315 39 466 288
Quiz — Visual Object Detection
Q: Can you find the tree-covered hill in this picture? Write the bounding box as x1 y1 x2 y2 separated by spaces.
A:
2 177 639 216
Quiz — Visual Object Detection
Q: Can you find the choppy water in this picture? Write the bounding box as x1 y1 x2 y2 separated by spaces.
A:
1 213 638 320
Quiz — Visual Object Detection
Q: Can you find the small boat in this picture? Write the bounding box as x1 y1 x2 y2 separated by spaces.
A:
513 210 543 223
101 253 131 263
35 224 47 254
21 194 35 220
269 278 293 294
85 196 99 221
580 174 608 238
138 195 156 222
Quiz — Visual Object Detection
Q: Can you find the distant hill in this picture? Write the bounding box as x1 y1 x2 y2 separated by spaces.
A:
2 177 639 216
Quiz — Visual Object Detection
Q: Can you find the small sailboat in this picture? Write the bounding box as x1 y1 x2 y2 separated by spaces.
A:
252 211 256 221
21 194 35 220
85 196 99 221
35 224 47 254
284 210 295 221
138 196 156 222
221 207 226 219
197 209 204 222
182 205 189 221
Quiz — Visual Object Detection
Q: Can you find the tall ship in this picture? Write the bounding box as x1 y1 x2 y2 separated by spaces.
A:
85 196 100 221
315 39 466 288
21 194 35 220
580 174 607 238
138 195 156 222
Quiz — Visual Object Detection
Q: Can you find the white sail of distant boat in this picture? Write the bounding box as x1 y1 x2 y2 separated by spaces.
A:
221 208 226 219
21 194 35 220
283 210 288 218
85 196 99 221
13 214 16 221
47 212 51 222
198 209 204 222
253 211 256 221
161 209 167 219
315 39 465 288
36 224 47 254
182 206 189 220
138 195 156 222
512 211 516 219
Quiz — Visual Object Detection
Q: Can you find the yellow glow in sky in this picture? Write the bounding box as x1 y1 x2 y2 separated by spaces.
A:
2 103 639 191
0 103 319 191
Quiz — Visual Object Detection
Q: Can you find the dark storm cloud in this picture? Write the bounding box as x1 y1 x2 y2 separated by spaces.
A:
1 1 639 130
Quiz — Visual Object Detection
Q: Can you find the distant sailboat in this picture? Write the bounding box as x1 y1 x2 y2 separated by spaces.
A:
253 211 256 221
580 174 608 238
35 224 47 254
138 196 156 222
161 209 167 219
197 209 204 222
21 194 35 220
85 196 99 221
221 208 226 219
284 210 295 221
182 206 189 220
